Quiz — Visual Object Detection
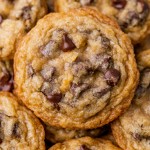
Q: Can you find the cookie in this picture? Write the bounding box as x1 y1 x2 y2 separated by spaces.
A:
111 49 150 150
0 0 47 60
14 8 139 129
0 60 13 92
48 137 122 150
45 125 108 143
55 0 150 44
0 92 45 150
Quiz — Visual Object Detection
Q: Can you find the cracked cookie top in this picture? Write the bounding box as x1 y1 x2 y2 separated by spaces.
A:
111 49 150 150
14 8 139 129
0 92 45 150
55 0 150 43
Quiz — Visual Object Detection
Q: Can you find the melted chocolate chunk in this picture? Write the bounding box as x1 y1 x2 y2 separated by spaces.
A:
21 6 32 20
46 93 62 110
12 122 20 138
104 68 120 86
92 86 111 98
71 83 89 98
132 133 150 141
80 0 94 6
41 66 56 81
60 34 76 52
80 145 90 150
112 0 127 9
0 15 3 24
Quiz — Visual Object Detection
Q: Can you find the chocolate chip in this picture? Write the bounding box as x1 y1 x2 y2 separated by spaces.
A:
47 93 62 104
60 34 76 52
72 61 92 77
132 133 150 141
90 53 113 72
92 86 111 98
80 0 94 6
104 68 120 86
41 40 58 57
112 0 127 9
101 36 111 50
21 6 32 20
71 83 89 98
41 66 56 81
0 15 3 24
27 64 34 77
80 145 90 150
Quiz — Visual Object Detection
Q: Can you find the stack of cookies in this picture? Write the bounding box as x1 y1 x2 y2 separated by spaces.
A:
0 0 149 150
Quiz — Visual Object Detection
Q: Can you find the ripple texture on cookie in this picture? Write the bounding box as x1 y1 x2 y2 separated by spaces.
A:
48 137 122 150
45 124 108 143
111 49 150 150
0 92 45 150
55 0 150 44
14 8 139 129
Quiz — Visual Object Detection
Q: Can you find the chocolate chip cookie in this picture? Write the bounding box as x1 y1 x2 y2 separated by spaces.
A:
48 137 122 150
45 125 108 143
0 0 47 60
0 92 45 150
55 0 150 44
111 49 150 150
14 8 139 129
0 60 13 92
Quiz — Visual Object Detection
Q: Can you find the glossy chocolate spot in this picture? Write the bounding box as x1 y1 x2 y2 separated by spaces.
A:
71 83 89 98
12 122 20 138
60 34 76 52
21 6 32 20
41 66 56 81
80 145 90 150
92 86 111 98
104 68 120 86
47 93 62 104
80 0 94 6
0 15 3 24
112 0 127 9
